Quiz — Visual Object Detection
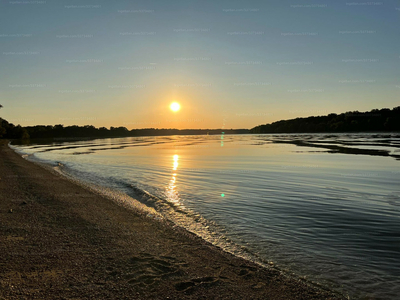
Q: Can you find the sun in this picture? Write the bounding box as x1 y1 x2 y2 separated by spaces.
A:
170 102 181 112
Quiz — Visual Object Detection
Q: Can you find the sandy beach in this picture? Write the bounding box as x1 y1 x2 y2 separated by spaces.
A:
0 140 344 299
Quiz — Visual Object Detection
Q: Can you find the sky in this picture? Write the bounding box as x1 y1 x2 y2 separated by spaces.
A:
1 0 399 130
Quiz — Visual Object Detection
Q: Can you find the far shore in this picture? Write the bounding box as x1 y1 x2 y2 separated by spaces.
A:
0 140 345 299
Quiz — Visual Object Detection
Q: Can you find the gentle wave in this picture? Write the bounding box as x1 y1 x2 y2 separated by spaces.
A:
11 134 400 299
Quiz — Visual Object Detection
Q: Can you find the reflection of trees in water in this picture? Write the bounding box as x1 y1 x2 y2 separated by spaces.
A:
271 135 400 160
13 125 248 139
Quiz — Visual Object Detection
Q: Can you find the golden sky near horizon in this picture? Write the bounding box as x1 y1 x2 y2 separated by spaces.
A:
1 1 399 129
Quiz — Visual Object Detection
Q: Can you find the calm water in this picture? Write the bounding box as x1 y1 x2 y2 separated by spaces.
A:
12 134 400 299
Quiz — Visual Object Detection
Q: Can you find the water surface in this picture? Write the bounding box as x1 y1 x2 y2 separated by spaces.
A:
12 133 400 299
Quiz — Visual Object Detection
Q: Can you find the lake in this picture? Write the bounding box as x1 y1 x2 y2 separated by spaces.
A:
12 133 400 299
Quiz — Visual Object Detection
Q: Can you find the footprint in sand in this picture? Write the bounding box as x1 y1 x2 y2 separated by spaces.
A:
125 252 222 293
124 253 186 289
174 276 220 293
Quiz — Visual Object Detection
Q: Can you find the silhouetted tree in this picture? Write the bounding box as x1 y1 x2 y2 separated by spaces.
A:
251 107 400 133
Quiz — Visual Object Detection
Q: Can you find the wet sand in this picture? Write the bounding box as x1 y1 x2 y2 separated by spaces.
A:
0 140 344 299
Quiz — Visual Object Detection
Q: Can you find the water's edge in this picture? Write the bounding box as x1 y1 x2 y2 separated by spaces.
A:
9 143 348 299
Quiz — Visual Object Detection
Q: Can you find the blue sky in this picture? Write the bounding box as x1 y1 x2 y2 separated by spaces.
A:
1 0 399 129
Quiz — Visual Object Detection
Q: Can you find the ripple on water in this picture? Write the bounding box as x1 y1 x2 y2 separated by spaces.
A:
11 134 400 299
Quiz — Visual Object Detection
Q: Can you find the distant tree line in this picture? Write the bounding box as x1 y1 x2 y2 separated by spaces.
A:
2 104 400 140
251 107 400 133
0 117 30 139
0 104 249 140
0 105 30 139
22 126 248 139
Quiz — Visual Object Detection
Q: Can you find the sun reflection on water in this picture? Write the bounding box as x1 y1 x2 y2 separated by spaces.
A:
173 154 179 171
166 154 182 206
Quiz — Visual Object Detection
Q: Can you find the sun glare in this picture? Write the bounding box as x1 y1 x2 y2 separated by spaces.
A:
170 102 181 112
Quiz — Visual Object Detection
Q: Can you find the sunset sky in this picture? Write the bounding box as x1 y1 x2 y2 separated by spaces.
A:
1 0 399 129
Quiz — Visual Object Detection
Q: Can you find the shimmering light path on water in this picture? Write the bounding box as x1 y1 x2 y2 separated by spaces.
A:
13 134 400 299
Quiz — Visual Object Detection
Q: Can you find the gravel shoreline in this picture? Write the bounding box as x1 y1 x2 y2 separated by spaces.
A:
0 140 345 299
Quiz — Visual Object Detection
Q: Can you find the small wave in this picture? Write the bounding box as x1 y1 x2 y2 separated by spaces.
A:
71 151 95 155
49 163 163 221
16 146 264 270
118 182 264 268
47 162 267 270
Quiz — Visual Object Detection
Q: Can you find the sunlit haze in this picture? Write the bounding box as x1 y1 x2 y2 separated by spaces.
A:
1 1 399 129
170 102 181 112
2 2 400 297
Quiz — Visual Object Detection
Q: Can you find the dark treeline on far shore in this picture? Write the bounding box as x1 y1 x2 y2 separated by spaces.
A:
0 104 249 139
22 126 249 139
251 107 400 134
0 116 30 140
1 105 400 140
0 121 248 140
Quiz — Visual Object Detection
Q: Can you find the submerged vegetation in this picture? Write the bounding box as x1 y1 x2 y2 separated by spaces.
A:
251 107 400 133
